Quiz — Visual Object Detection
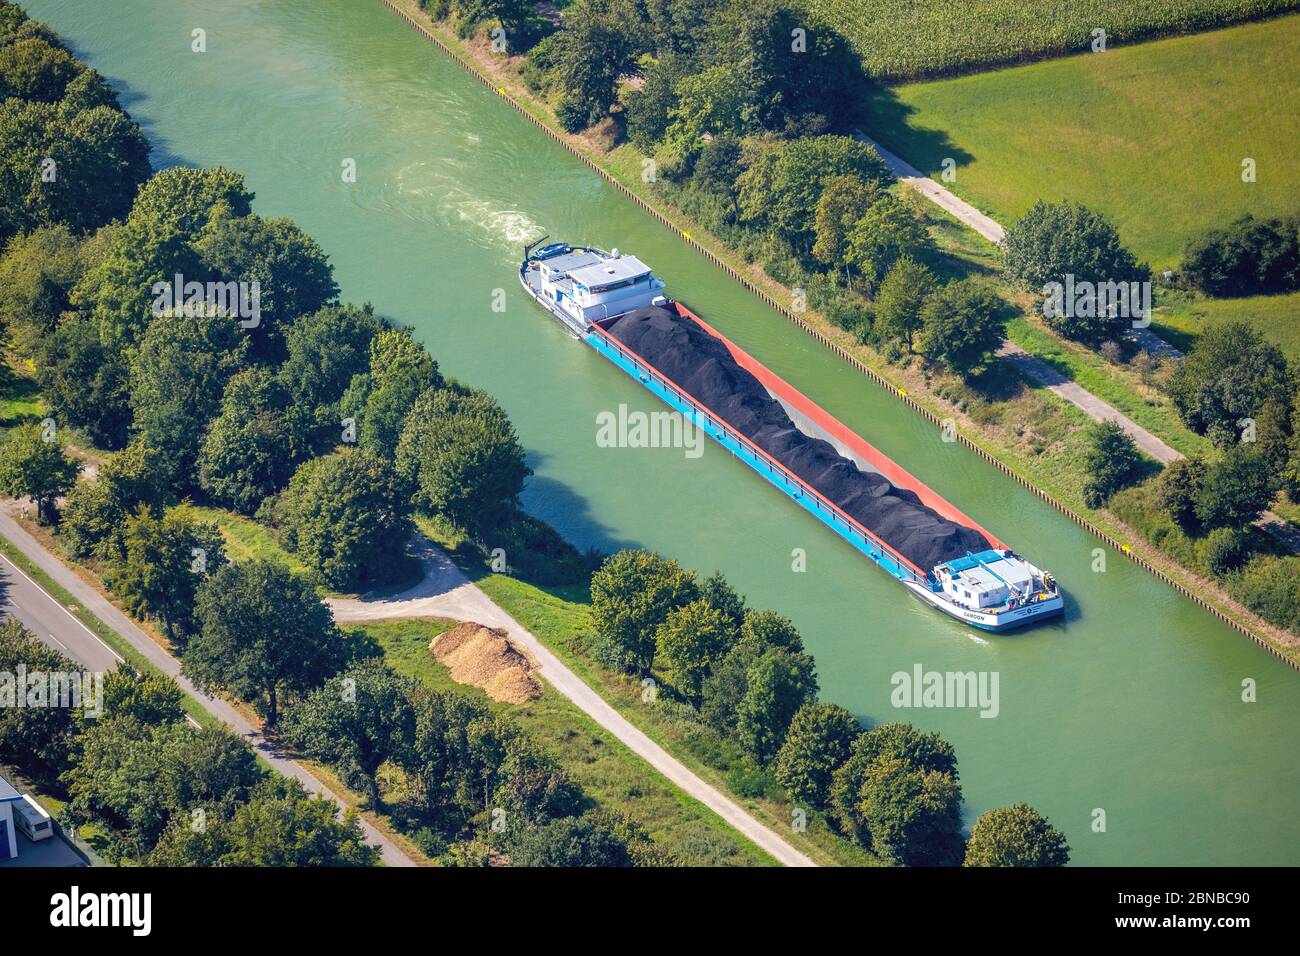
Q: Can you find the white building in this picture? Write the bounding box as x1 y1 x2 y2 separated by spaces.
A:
0 773 21 860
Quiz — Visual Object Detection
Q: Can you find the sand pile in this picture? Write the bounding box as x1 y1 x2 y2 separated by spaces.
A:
429 622 541 704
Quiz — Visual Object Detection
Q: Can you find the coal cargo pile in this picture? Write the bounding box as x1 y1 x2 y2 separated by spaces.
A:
606 307 991 572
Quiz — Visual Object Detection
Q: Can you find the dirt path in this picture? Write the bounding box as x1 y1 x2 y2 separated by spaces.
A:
329 536 817 867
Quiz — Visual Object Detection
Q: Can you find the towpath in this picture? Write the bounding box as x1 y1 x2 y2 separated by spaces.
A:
329 535 817 867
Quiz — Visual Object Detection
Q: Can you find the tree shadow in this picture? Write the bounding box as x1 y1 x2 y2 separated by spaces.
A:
859 84 973 175
53 34 189 172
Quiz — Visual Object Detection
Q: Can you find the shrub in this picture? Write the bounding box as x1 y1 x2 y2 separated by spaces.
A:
1203 526 1251 577
1182 214 1300 297
1080 419 1143 508
1229 555 1300 633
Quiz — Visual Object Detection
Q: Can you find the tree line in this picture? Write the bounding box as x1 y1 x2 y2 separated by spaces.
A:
589 548 1071 866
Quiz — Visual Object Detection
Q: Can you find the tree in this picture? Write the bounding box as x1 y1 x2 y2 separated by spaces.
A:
1156 455 1208 533
0 223 86 355
1182 214 1300 298
845 193 932 289
64 716 261 859
281 660 416 809
811 175 881 280
655 598 731 706
491 735 583 824
1081 419 1143 508
773 701 859 810
699 570 745 632
699 639 761 735
830 723 959 838
704 0 867 135
0 37 81 102
343 327 443 458
0 99 150 244
691 131 743 217
197 369 308 514
1001 200 1150 345
872 255 935 352
60 439 169 558
193 206 339 360
1168 321 1292 447
0 619 80 780
739 607 804 652
622 52 683 152
185 560 349 725
34 313 132 449
549 2 637 130
655 65 754 175
1194 446 1277 531
395 385 531 539
128 310 250 489
853 755 964 866
103 507 225 643
0 421 78 524
965 803 1070 867
279 304 384 411
151 776 378 867
589 549 698 674
98 668 185 726
918 280 1007 376
738 135 891 255
846 722 960 779
735 646 818 765
279 448 414 591
502 813 633 867
74 165 253 347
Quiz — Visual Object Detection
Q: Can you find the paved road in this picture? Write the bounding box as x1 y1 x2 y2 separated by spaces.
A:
0 510 416 867
859 134 1006 243
331 537 817 867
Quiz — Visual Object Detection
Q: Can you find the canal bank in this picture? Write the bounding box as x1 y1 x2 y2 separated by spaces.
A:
27 0 1300 865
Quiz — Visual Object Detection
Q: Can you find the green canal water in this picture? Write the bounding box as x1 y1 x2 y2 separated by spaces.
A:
29 0 1300 864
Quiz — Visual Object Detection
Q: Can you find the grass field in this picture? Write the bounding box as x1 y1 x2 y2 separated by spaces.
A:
1152 289 1300 359
814 0 1299 79
863 14 1300 269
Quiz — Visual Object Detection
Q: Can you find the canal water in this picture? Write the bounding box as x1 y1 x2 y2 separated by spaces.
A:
28 0 1300 864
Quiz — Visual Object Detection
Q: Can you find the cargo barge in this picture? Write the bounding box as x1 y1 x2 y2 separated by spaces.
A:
520 238 1064 632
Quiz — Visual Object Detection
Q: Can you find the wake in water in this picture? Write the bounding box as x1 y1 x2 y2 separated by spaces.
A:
391 161 540 247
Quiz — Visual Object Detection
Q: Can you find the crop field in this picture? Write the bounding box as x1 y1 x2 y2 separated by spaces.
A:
860 14 1300 270
811 0 1300 79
